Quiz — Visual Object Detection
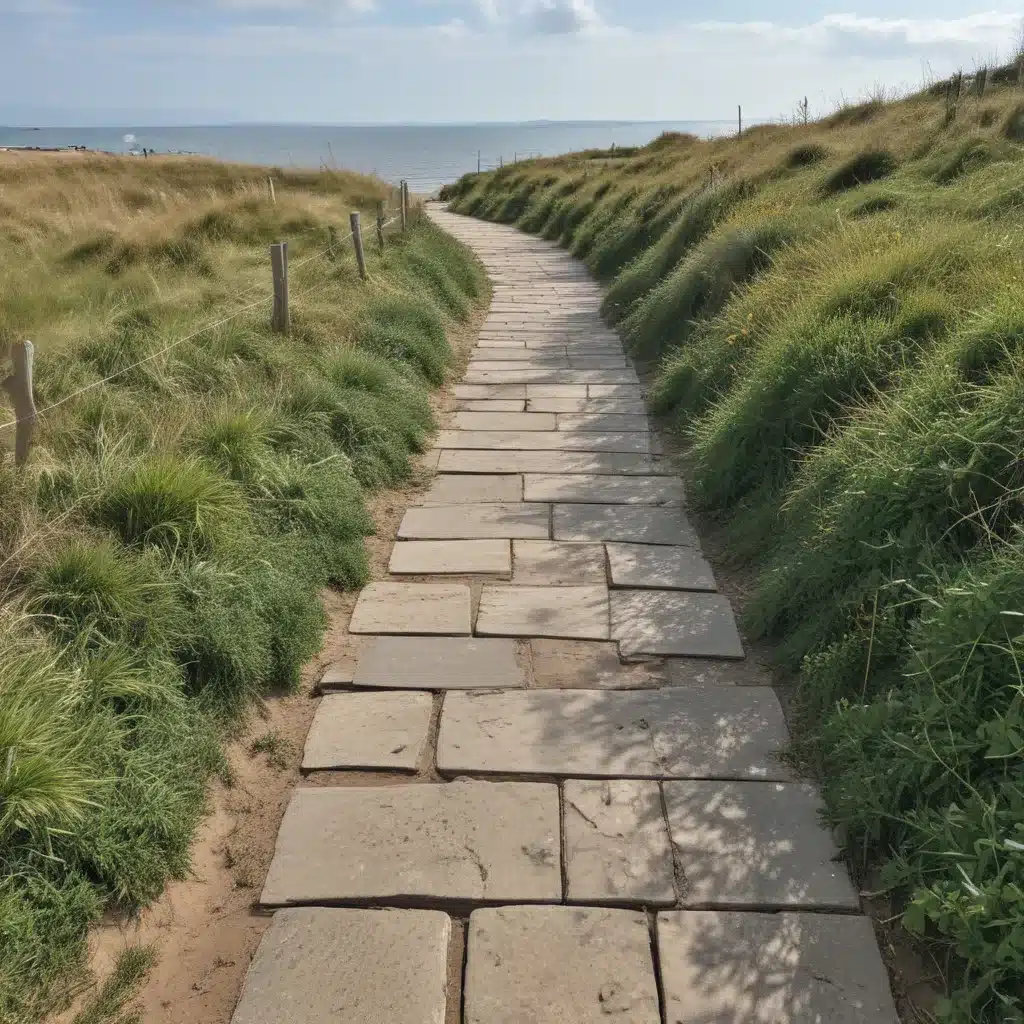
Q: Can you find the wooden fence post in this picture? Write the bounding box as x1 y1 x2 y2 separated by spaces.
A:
400 181 408 232
350 211 367 281
270 242 289 334
268 177 276 204
376 201 385 254
738 105 743 136
2 341 37 468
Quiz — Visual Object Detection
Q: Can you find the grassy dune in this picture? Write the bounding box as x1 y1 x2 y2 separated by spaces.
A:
445 71 1024 1021
0 154 485 1021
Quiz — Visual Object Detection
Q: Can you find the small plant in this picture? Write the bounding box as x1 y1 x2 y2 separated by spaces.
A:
249 730 293 771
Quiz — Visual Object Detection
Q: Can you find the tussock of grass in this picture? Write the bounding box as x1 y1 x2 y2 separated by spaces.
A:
447 64 1024 1021
0 154 485 1021
821 148 897 193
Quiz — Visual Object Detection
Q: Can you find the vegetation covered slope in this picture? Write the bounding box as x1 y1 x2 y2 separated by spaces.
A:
445 71 1024 1021
0 154 485 1021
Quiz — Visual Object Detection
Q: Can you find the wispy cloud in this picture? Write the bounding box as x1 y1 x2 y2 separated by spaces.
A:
691 11 1020 54
525 0 604 35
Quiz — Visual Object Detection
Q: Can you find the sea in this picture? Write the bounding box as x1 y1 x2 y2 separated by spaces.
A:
0 122 735 192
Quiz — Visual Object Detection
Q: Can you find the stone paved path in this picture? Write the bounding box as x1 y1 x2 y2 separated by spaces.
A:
231 209 901 1023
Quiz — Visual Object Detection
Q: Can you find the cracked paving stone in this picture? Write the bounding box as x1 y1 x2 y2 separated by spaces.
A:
464 906 660 1024
261 781 561 905
564 779 675 905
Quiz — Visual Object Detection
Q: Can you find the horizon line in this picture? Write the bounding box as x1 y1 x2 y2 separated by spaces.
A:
1 117 744 130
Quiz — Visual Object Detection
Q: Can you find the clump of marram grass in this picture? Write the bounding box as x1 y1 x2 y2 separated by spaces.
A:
821 149 897 193
446 63 1024 1021
0 154 485 1022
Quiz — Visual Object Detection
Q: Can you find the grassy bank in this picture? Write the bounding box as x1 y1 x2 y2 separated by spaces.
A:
0 154 485 1021
445 70 1024 1021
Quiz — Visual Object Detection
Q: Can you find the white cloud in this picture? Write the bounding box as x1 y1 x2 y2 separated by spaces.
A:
524 0 603 35
690 11 1020 56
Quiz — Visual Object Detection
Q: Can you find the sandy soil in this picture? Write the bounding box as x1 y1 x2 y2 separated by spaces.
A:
55 289 488 1024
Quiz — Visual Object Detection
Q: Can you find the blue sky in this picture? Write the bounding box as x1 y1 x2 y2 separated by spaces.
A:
1 1 1020 124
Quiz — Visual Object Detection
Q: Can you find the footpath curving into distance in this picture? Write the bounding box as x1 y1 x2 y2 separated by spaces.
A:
229 207 901 1023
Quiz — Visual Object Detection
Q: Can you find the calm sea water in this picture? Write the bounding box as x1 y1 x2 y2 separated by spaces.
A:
0 122 734 192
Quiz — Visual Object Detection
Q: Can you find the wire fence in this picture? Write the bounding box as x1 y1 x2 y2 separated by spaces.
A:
0 188 409 460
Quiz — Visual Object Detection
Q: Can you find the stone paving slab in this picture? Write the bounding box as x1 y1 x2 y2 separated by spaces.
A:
607 543 717 591
302 692 433 771
476 585 610 640
589 384 643 399
656 912 899 1023
399 503 550 540
465 369 639 385
437 430 653 454
664 656 773 687
353 636 526 690
420 473 523 505
564 779 675 904
525 474 684 506
439 450 674 476
229 908 451 1024
453 411 558 431
558 414 648 432
468 360 569 374
437 688 790 780
389 539 511 576
319 657 356 689
464 906 660 1024
454 383 526 400
261 781 561 905
529 639 662 689
526 384 588 398
456 399 527 412
472 347 566 361
568 356 629 370
528 397 646 414
611 590 744 658
349 583 471 636
511 540 607 585
662 782 859 909
554 504 700 547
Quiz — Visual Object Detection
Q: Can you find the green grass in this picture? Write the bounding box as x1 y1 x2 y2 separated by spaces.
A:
0 157 485 1021
443 64 1024 1022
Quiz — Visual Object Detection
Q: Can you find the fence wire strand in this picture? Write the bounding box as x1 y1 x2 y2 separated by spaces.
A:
0 210 406 437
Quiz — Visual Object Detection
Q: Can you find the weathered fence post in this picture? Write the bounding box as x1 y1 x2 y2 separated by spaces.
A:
268 176 276 204
477 150 481 173
738 105 743 135
2 341 37 467
270 242 289 334
376 201 385 255
400 180 408 232
350 211 367 281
